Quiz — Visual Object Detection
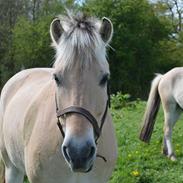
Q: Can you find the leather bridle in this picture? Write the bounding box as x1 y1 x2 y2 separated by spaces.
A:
56 82 111 144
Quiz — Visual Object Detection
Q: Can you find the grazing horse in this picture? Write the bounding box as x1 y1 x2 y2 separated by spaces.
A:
0 13 117 183
140 67 183 161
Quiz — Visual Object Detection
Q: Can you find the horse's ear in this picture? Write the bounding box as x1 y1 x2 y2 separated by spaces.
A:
50 18 64 45
99 17 113 44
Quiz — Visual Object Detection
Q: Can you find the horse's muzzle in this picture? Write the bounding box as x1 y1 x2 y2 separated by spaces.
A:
62 141 96 172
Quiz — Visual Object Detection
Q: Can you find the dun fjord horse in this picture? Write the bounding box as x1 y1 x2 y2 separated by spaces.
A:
0 14 117 183
140 68 183 161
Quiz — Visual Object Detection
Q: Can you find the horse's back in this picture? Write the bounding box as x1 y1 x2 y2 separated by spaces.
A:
1 68 54 112
159 67 183 107
0 68 54 171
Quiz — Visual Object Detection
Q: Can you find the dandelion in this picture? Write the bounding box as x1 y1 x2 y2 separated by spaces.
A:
176 149 180 153
135 151 139 154
131 170 140 177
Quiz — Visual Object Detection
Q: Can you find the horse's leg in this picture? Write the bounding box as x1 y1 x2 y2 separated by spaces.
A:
0 153 5 183
2 151 24 183
162 103 181 161
5 164 24 183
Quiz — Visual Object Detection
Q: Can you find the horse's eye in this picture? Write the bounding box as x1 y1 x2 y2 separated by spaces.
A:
100 74 109 86
53 74 62 86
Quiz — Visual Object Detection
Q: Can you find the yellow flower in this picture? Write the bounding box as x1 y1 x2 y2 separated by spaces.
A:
131 170 140 177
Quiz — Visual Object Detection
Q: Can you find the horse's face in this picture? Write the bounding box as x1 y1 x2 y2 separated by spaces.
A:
50 15 113 173
54 64 109 172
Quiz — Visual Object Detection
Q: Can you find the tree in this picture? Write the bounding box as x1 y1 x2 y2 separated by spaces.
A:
0 0 27 86
0 0 74 87
12 16 54 71
154 0 183 33
83 0 173 98
152 0 183 72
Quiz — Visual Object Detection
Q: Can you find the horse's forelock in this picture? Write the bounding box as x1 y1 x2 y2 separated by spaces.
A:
53 13 107 71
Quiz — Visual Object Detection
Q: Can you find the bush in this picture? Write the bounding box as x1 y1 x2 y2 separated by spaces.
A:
111 92 131 109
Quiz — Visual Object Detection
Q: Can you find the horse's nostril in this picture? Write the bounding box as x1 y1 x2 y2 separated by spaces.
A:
63 145 71 163
88 146 95 159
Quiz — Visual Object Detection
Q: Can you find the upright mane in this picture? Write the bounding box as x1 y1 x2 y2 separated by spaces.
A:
50 13 111 71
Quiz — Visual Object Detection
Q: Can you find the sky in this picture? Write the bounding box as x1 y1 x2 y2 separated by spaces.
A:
74 0 85 5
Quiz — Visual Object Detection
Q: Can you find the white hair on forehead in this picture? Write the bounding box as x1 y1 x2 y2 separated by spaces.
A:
52 13 109 72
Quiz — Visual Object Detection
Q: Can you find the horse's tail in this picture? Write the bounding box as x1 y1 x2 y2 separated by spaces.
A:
0 153 5 183
139 74 163 143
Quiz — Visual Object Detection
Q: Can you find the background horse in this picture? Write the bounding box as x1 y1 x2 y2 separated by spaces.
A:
140 67 183 161
0 13 117 183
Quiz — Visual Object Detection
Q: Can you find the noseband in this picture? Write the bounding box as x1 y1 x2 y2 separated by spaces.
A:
56 82 110 144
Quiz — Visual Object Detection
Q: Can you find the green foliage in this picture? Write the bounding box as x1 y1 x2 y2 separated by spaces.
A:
0 0 72 87
83 0 179 98
111 92 131 109
12 16 54 71
9 0 68 73
111 92 142 110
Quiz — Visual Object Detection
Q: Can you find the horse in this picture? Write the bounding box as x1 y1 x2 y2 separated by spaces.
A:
0 13 117 183
139 67 183 161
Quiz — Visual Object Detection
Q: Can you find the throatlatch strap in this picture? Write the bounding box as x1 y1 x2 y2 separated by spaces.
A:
57 120 65 138
100 100 109 132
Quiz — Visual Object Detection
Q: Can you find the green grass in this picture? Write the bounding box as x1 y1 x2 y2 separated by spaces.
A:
24 99 183 183
109 100 183 183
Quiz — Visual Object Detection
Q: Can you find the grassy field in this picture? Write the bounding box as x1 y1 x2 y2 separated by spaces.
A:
24 95 183 183
109 97 183 183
